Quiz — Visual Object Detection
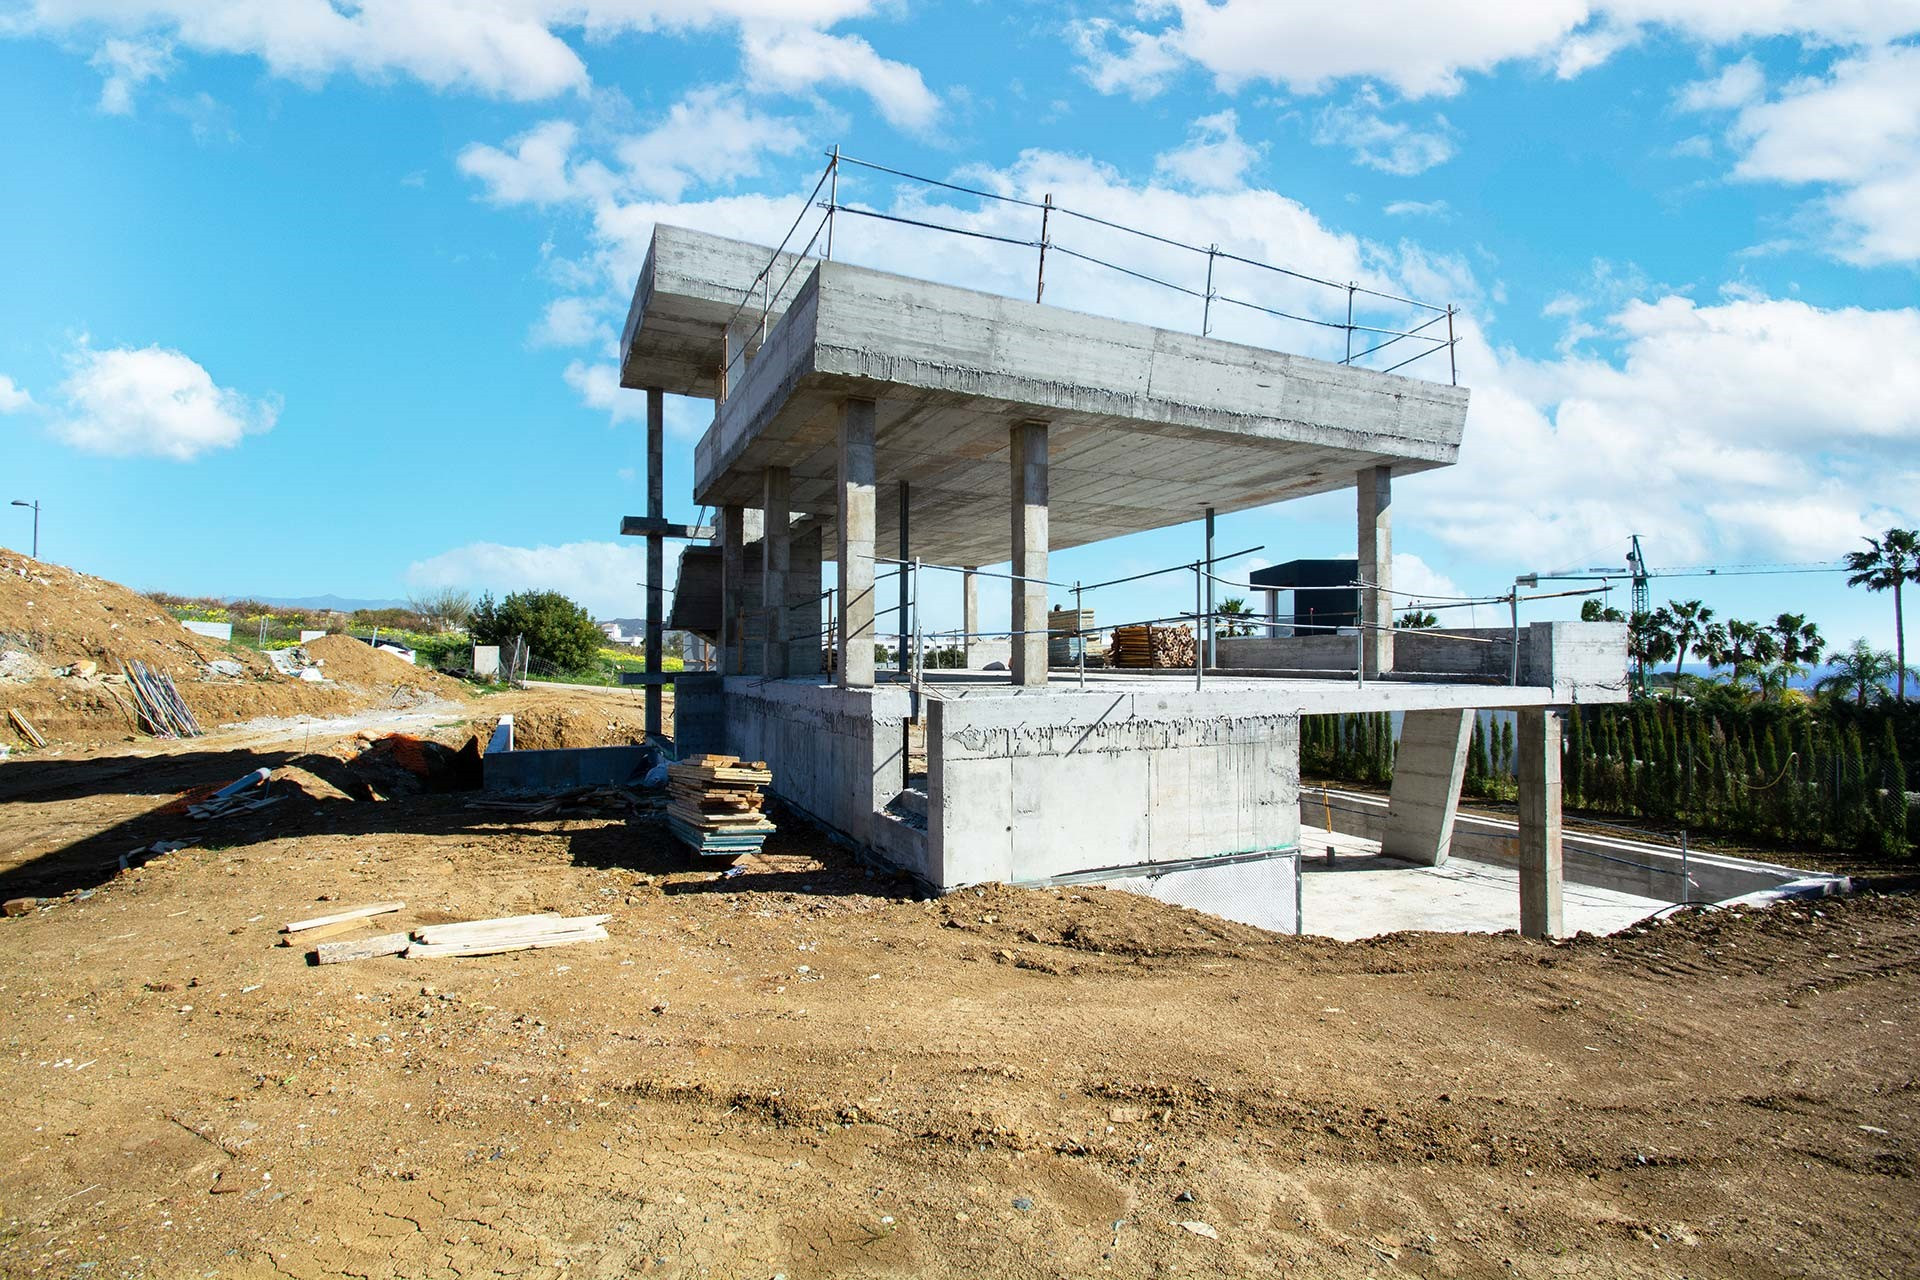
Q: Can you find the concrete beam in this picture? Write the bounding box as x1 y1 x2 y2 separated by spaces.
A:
1517 708 1565 939
962 567 981 668
1010 419 1049 687
1380 708 1472 866
837 398 877 688
762 466 791 678
1358 465 1392 676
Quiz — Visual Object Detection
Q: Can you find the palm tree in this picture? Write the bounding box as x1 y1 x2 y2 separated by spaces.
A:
1845 529 1920 701
1217 597 1256 637
1662 600 1714 683
1396 609 1439 629
1767 612 1824 682
1814 638 1901 708
1716 618 1781 692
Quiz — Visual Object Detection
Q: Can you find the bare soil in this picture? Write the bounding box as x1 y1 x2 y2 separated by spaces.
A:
0 695 1915 1279
0 550 473 752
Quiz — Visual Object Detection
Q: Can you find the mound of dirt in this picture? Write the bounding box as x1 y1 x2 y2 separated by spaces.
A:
480 702 651 752
300 634 470 702
0 549 470 749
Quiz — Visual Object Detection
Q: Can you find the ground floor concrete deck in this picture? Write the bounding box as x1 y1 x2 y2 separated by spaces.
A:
1300 828 1666 940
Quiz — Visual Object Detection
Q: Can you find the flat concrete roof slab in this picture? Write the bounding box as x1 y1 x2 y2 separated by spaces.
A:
694 258 1469 566
619 226 816 398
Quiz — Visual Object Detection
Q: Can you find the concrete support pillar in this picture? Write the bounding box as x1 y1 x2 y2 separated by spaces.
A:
761 466 790 679
1381 709 1474 866
787 523 823 676
1204 506 1216 668
643 387 664 738
1010 419 1049 687
1517 708 1565 939
837 398 877 689
720 505 747 676
1358 465 1393 675
962 567 981 668
897 481 911 674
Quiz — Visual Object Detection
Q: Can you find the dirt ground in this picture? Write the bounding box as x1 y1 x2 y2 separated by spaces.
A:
0 689 1915 1279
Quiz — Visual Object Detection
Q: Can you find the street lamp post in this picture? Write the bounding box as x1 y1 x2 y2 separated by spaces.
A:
10 500 37 559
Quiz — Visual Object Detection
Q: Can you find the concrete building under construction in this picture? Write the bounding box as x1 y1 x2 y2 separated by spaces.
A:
616 156 1629 938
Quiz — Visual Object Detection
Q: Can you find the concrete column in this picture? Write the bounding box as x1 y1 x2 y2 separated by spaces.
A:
720 505 746 676
643 387 665 738
1010 419 1049 687
897 481 911 674
787 523 823 676
1265 589 1280 638
1517 708 1565 939
1381 709 1474 866
837 398 877 689
962 567 981 668
1358 465 1393 675
761 466 790 679
1204 506 1216 667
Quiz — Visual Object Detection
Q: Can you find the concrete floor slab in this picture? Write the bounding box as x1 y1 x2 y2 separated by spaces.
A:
1298 828 1665 941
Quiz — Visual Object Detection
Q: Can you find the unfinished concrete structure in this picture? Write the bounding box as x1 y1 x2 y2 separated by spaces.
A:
619 175 1629 937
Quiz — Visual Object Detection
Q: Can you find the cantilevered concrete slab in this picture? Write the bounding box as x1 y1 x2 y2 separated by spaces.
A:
618 226 1471 568
618 226 815 398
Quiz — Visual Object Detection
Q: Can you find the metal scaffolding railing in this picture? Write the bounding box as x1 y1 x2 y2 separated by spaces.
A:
715 148 1465 400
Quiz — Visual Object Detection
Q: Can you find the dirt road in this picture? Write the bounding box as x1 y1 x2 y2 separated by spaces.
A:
0 702 1914 1278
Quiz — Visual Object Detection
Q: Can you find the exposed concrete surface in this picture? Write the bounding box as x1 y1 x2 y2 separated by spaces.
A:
1518 708 1565 939
837 397 877 688
1300 828 1665 940
484 744 652 793
1380 707 1472 865
1357 465 1392 676
618 226 815 397
1009 419 1048 687
690 251 1470 568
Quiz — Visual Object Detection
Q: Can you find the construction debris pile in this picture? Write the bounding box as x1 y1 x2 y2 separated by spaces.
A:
666 755 776 856
187 767 280 819
1109 622 1198 669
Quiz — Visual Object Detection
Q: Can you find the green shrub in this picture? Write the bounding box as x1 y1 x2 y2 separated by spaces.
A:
468 590 604 674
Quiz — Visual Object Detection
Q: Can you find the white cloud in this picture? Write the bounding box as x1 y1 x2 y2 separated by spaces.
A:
1392 552 1462 600
1411 291 1920 568
614 87 809 200
1383 199 1451 218
458 119 584 207
1153 109 1260 191
1312 88 1457 175
49 341 278 461
1715 43 1920 264
530 296 614 349
562 359 645 424
406 538 682 619
1069 1 1920 101
88 37 172 114
739 25 940 132
0 375 35 414
1676 57 1764 111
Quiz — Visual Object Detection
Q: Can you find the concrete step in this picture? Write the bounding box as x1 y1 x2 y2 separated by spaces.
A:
893 785 928 822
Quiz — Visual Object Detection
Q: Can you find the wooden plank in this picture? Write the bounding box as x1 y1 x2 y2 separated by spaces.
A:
7 709 46 749
315 931 411 964
282 901 405 934
412 913 607 946
278 917 377 945
406 926 609 959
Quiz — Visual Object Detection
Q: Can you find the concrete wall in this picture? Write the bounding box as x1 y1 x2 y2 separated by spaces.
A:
926 688 1300 890
1216 621 1630 704
718 679 913 861
486 745 652 793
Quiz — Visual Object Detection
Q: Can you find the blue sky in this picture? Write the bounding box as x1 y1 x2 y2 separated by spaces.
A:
2 1 1917 652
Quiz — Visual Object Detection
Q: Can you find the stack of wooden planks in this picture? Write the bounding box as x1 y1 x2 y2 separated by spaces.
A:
1108 622 1198 668
292 904 614 964
666 754 776 856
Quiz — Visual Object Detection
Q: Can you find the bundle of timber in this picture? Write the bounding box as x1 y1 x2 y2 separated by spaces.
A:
1108 623 1198 669
666 754 776 856
123 660 202 737
1047 607 1095 666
